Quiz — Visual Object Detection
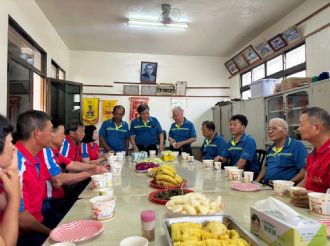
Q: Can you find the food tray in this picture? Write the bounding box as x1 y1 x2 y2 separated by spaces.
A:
163 215 264 246
148 188 193 205
149 179 187 189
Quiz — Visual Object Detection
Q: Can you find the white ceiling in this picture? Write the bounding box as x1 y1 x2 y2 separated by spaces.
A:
35 0 305 57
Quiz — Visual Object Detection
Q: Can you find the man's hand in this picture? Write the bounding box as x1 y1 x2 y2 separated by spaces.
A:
290 190 310 208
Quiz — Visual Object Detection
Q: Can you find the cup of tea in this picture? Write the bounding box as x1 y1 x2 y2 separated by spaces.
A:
90 195 116 220
214 162 222 171
91 174 108 189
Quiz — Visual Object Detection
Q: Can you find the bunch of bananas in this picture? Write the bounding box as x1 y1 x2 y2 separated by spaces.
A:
155 165 184 187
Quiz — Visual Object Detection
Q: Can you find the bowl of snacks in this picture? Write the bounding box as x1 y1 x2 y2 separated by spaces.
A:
149 188 193 205
165 192 224 217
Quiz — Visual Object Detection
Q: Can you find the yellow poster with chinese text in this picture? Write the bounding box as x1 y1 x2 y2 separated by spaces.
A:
82 98 99 125
102 100 118 121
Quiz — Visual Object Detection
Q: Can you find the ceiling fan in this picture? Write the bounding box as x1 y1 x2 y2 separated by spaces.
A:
128 3 189 30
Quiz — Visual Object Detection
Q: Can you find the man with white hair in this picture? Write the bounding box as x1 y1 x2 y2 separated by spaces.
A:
255 118 307 185
168 107 196 155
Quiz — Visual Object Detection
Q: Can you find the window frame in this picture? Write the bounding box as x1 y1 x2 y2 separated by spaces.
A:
51 59 66 80
240 43 306 98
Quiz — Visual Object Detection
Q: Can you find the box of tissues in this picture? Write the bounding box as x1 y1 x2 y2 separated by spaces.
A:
250 197 327 246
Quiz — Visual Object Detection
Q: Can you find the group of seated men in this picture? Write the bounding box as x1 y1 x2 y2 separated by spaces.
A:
0 104 329 245
0 110 108 245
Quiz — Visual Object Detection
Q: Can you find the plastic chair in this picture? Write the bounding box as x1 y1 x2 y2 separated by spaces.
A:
256 149 267 170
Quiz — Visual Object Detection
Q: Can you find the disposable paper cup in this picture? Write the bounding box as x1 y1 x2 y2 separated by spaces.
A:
149 150 156 158
289 186 306 197
181 152 189 161
120 236 148 246
224 166 238 177
214 162 222 171
98 188 114 197
273 180 294 197
202 160 213 169
90 195 116 220
104 172 113 187
172 151 179 157
91 174 108 189
243 171 254 183
229 169 243 181
308 192 330 217
188 156 194 163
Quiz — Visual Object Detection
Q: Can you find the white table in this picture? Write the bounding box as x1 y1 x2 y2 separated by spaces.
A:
43 158 327 245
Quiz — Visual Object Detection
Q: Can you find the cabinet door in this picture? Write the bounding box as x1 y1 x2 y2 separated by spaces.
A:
285 90 309 139
243 98 266 149
310 80 330 112
220 104 232 141
267 96 284 121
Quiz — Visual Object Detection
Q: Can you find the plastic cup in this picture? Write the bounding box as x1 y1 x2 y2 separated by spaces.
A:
224 166 238 177
149 150 156 158
90 195 116 220
243 171 254 183
202 160 213 169
308 192 330 217
273 180 294 197
230 169 243 181
91 174 108 189
188 156 194 163
214 162 222 171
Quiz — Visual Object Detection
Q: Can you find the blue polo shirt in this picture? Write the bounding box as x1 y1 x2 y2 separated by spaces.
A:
227 132 259 173
130 116 163 146
99 119 129 152
264 137 307 183
169 118 196 143
201 134 228 160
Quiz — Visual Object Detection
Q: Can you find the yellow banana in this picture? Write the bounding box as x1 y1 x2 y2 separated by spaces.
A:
174 174 183 184
156 174 178 184
156 180 177 187
158 166 176 178
163 164 176 173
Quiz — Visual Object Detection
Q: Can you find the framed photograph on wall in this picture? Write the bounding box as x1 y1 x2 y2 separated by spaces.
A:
254 40 274 58
225 60 239 75
282 26 302 44
242 45 261 65
233 54 248 70
268 35 287 51
140 62 157 83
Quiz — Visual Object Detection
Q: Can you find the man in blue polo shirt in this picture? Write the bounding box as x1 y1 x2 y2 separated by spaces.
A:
99 105 129 153
255 118 307 185
227 114 259 175
130 104 164 154
197 121 228 161
168 106 196 155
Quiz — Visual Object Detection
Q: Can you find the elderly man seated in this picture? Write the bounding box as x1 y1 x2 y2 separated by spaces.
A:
255 118 307 185
291 107 330 208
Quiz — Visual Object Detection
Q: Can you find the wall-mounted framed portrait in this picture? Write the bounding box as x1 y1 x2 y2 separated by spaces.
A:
242 45 261 65
254 40 274 58
140 62 157 83
225 60 239 75
233 54 248 70
268 35 287 51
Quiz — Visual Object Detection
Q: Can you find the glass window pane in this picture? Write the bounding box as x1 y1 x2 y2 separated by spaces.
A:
242 90 251 99
8 26 43 72
286 45 305 69
8 59 30 124
242 72 252 86
267 55 283 75
286 70 306 78
51 64 57 78
59 69 65 80
33 73 45 111
252 64 265 82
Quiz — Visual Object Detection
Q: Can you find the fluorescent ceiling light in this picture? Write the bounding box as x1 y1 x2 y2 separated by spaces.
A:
128 19 188 30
